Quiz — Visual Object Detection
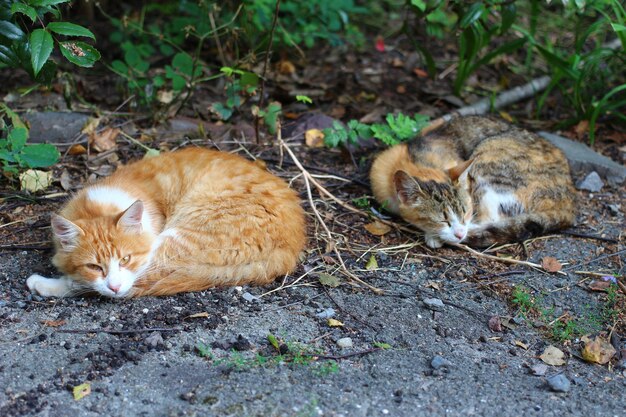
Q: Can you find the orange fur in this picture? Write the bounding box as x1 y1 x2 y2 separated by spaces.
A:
50 148 306 297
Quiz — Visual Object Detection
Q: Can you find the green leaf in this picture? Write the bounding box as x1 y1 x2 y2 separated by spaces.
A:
29 0 69 6
47 22 96 40
8 127 28 151
459 3 485 29
30 29 53 77
318 273 340 287
0 149 16 163
296 95 312 104
58 41 100 67
211 102 233 120
0 20 26 41
267 334 280 351
500 4 516 35
0 44 19 67
19 144 60 168
10 3 37 22
611 23 626 32
172 52 194 77
411 0 426 12
263 102 282 134
240 71 259 90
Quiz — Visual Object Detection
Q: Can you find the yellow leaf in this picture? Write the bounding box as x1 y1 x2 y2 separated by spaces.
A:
81 117 101 135
187 312 209 319
364 221 391 236
318 273 340 288
539 345 566 366
514 340 529 350
541 257 562 273
365 255 378 271
89 127 120 152
327 319 344 327
19 169 52 192
305 129 325 148
581 335 616 364
73 383 91 401
498 111 514 123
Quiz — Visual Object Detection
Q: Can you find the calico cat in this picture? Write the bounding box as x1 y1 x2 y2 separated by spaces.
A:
370 116 575 248
26 147 306 298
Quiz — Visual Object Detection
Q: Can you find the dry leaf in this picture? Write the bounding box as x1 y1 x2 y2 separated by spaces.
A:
20 169 52 192
157 90 174 104
68 144 87 155
514 340 529 350
581 335 616 364
327 319 344 327
89 127 120 152
365 255 378 271
41 319 66 327
413 68 428 78
187 312 209 319
425 280 441 290
81 117 101 135
588 280 612 292
305 129 325 148
364 221 391 236
575 119 589 139
530 363 548 376
277 59 296 75
542 257 562 273
60 169 72 191
540 345 566 366
498 111 514 123
318 273 340 288
488 315 503 332
73 383 91 401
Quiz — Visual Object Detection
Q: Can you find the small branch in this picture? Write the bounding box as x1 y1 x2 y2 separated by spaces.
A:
255 0 281 143
560 230 618 244
56 327 183 335
303 347 382 361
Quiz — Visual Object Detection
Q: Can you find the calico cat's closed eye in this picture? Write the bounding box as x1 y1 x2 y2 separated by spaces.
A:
120 255 131 266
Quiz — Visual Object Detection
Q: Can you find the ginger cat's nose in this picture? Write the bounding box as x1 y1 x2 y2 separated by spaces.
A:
454 229 465 240
108 283 121 293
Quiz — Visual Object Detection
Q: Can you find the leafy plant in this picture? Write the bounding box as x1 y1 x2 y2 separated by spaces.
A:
323 113 429 148
0 105 59 176
0 0 100 84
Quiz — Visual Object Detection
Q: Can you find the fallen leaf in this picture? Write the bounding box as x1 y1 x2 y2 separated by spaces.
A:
327 319 344 327
425 280 441 290
514 340 529 350
364 221 391 236
277 59 296 75
365 255 378 270
391 58 404 67
157 90 174 104
143 148 161 159
530 363 548 376
68 144 87 155
305 129 325 148
59 169 72 191
541 257 562 273
396 85 406 94
41 319 66 327
498 111 514 123
540 345 566 366
581 335 616 364
73 383 91 401
375 36 385 52
413 68 428 78
488 315 503 332
318 273 340 288
89 127 120 152
20 169 52 192
575 119 589 139
187 312 209 319
588 280 612 292
81 117 101 135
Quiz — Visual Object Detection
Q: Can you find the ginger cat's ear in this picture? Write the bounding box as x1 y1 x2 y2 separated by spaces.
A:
448 159 474 182
51 214 83 250
117 200 144 232
393 170 422 204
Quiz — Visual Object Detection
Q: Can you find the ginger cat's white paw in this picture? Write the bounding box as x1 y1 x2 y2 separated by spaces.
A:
425 235 443 249
26 274 74 298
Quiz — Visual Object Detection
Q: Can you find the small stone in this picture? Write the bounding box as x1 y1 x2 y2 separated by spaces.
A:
576 171 604 192
232 335 253 351
337 338 353 349
607 204 621 216
530 363 548 376
431 355 452 370
142 308 149 314
423 298 445 311
109 316 117 322
316 308 336 319
242 292 259 302
547 374 571 393
144 332 164 348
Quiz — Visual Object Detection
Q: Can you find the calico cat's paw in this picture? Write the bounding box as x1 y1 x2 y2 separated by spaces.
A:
26 274 74 297
424 235 443 249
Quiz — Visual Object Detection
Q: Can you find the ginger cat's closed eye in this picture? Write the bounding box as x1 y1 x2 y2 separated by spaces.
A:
27 147 306 298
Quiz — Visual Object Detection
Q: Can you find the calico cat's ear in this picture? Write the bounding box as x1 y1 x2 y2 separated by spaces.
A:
393 170 423 204
117 200 144 232
448 159 474 182
51 215 83 250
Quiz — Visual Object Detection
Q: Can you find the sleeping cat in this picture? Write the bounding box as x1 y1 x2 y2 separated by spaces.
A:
370 116 575 248
26 147 306 298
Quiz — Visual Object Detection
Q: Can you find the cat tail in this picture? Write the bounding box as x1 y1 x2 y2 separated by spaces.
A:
464 213 572 248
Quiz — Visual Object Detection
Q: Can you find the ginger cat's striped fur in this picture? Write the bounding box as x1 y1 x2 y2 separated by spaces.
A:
370 116 575 248
26 148 306 298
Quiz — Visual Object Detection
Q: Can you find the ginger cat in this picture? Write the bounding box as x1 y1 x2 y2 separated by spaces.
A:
26 148 306 298
370 116 575 248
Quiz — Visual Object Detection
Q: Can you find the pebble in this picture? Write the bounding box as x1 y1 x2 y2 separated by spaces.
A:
607 204 621 216
336 338 353 348
431 355 452 370
316 308 336 319
144 332 164 348
142 308 149 314
576 171 604 192
547 374 571 392
423 298 445 311
242 292 259 302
